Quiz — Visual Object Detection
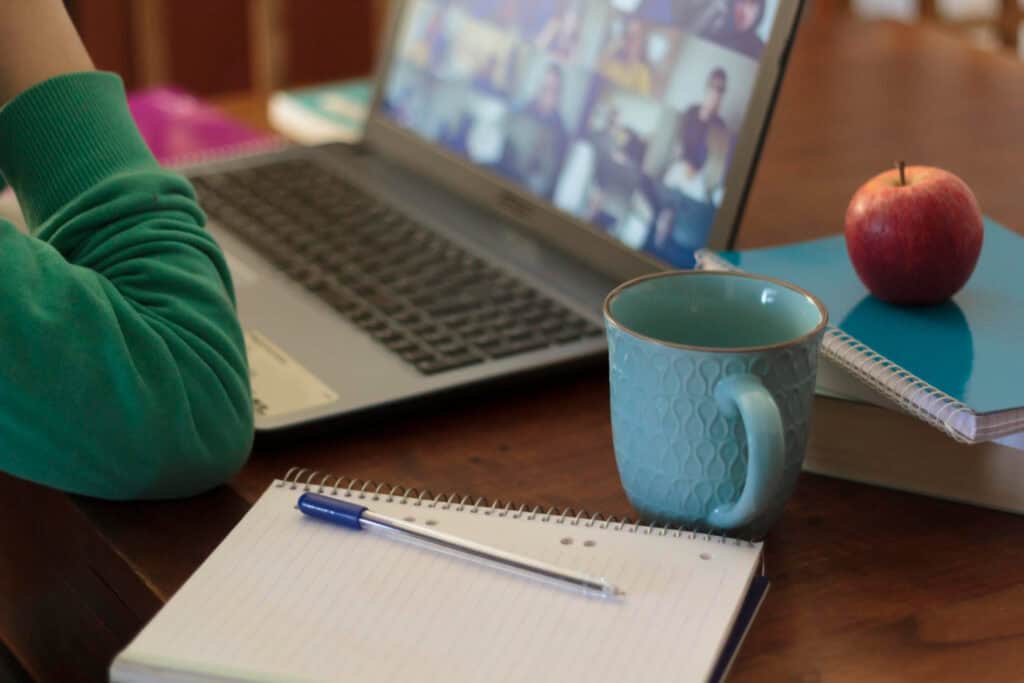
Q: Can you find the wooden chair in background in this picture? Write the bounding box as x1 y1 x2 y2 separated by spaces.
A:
71 0 380 95
837 0 1023 50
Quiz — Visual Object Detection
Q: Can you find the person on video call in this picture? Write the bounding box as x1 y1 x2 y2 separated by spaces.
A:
584 105 646 231
703 0 767 59
0 1 253 499
408 4 452 68
536 0 583 61
503 63 569 199
649 67 731 251
663 67 729 200
471 55 506 97
467 0 524 29
601 17 653 95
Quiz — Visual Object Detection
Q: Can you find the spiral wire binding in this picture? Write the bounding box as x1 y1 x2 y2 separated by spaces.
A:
164 138 290 170
694 250 1024 444
277 467 759 546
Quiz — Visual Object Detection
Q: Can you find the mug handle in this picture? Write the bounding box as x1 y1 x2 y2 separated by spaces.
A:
708 374 785 530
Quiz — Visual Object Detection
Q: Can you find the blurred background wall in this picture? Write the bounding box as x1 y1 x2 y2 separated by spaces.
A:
61 1 1024 97
64 0 391 95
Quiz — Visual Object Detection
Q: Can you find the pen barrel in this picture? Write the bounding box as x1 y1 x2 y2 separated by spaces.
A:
298 493 366 529
361 511 617 598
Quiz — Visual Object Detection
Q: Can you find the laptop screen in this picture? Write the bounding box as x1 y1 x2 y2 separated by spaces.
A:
381 0 781 268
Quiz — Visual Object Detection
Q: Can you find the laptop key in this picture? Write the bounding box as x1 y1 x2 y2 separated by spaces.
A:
435 342 469 356
361 320 389 334
423 333 454 348
390 339 422 354
323 287 359 314
486 338 549 359
394 310 425 326
400 348 435 364
502 327 535 343
411 328 442 343
372 328 405 345
414 353 482 375
349 308 376 324
553 330 584 344
425 299 482 318
472 333 505 350
539 318 564 334
364 293 403 314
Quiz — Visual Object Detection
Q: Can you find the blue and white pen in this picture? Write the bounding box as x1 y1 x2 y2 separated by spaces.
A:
297 493 624 600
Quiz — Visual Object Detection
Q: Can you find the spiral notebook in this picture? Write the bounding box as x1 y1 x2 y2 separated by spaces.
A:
696 218 1024 444
128 87 284 167
110 469 767 683
267 79 372 145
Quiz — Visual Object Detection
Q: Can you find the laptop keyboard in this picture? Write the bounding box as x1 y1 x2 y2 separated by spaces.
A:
191 159 603 375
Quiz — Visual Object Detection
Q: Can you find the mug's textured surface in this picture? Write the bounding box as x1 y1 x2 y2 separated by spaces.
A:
605 272 826 538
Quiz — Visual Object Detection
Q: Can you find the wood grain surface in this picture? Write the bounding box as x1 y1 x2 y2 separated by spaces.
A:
3 9 1024 682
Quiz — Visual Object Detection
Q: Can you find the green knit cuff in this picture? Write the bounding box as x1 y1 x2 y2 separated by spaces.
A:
0 71 157 228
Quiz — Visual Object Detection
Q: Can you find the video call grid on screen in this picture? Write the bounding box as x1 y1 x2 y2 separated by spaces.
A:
382 0 779 268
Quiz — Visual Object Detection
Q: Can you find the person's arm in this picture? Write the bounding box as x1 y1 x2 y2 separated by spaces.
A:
0 0 92 193
0 1 94 102
0 1 253 499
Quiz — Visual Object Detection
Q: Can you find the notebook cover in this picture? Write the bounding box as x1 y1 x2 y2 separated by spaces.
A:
127 87 281 165
714 218 1024 415
279 80 371 127
268 79 371 144
709 575 769 683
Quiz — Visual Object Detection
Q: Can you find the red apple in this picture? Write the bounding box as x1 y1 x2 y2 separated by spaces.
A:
844 163 983 305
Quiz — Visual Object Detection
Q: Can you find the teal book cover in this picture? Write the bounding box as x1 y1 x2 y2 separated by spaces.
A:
697 218 1024 442
268 79 373 144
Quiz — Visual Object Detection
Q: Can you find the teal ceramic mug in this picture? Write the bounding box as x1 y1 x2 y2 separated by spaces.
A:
604 271 828 538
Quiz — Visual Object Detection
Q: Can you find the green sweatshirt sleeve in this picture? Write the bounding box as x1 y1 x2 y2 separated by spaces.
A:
0 72 253 500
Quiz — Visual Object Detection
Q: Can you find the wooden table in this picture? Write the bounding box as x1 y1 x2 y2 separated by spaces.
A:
5 10 1024 683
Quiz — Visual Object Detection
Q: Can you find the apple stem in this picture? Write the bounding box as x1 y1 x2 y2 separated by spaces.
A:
897 160 906 186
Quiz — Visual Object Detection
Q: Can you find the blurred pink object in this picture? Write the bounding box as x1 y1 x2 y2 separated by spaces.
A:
127 87 282 166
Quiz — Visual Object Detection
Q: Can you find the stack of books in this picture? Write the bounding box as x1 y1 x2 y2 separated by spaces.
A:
267 79 372 145
698 218 1024 513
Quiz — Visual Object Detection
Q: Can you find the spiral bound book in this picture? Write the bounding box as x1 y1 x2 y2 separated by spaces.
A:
697 219 1024 444
111 470 767 683
128 87 285 167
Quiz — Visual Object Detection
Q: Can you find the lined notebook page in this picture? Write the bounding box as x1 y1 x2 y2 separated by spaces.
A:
113 480 763 683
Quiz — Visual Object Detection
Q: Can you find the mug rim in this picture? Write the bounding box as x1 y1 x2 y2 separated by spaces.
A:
603 270 830 353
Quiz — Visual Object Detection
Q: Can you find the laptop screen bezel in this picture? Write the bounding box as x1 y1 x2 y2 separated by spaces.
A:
362 0 804 282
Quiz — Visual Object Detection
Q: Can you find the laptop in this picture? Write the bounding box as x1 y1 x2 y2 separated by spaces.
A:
187 0 804 431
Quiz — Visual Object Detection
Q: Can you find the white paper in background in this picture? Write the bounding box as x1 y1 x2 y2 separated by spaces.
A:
851 0 920 19
936 0 1000 20
853 0 999 20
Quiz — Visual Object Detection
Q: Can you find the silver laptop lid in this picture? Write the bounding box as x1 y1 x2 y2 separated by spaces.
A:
363 0 802 280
